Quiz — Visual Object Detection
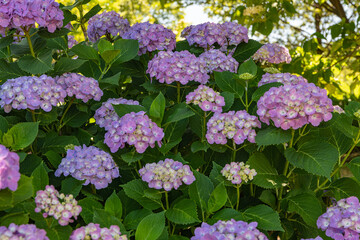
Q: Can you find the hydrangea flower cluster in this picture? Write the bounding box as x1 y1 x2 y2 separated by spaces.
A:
147 51 209 85
0 223 49 240
317 196 360 240
252 43 292 64
68 35 78 49
258 73 308 87
0 0 63 33
34 185 82 226
191 219 268 240
139 158 195 191
222 21 249 47
87 11 130 42
334 105 345 114
221 162 257 185
206 111 261 145
94 97 140 130
55 145 120 189
70 223 127 240
186 85 225 112
104 111 164 153
199 49 239 73
257 83 334 130
122 22 176 55
0 144 20 191
0 75 66 113
55 73 103 103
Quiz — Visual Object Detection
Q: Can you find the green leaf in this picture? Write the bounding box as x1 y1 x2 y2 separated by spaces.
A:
0 35 14 49
214 71 244 98
54 57 86 73
259 190 276 209
0 60 26 81
37 28 70 38
251 82 283 101
149 92 166 125
45 226 73 240
71 44 99 61
121 151 143 164
188 171 214 214
83 4 102 21
113 104 147 119
255 126 292 146
113 39 140 64
101 50 121 64
18 50 53 74
284 141 338 178
2 122 39 150
31 163 49 193
98 39 113 53
220 91 234 111
348 157 360 182
233 40 263 63
330 177 360 200
61 178 83 197
44 150 62 168
37 109 58 125
191 141 209 153
12 175 34 205
208 182 227 213
0 189 13 210
243 204 283 231
209 208 244 224
93 209 126 231
166 199 200 224
283 0 296 14
42 134 79 153
238 59 257 76
135 212 165 240
0 115 8 134
159 138 182 154
105 191 123 219
0 212 29 226
163 103 195 124
124 209 152 230
78 198 103 224
330 24 342 39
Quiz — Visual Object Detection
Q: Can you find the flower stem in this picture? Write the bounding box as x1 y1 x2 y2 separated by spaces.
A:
58 97 75 132
177 82 181 103
165 191 169 210
78 5 88 41
236 185 240 210
202 111 206 142
23 28 35 57
232 140 237 161
245 81 249 111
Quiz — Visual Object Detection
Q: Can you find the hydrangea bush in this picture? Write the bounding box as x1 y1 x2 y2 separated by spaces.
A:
0 1 359 240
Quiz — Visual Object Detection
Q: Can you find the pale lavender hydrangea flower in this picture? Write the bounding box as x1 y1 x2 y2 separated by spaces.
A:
199 49 239 73
122 22 176 55
0 75 67 113
55 73 103 103
104 111 164 153
55 145 120 190
333 105 345 114
258 73 308 87
0 223 49 240
252 43 291 64
70 223 127 240
192 219 268 240
317 196 360 240
206 111 261 145
221 162 257 185
34 185 82 226
0 144 20 191
139 158 195 191
257 83 334 130
68 35 77 49
147 50 209 85
186 85 225 112
222 21 249 46
87 11 130 42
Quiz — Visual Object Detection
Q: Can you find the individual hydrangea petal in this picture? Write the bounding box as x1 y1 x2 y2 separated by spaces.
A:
186 85 225 113
34 185 82 226
55 145 120 190
147 50 209 85
252 43 291 64
199 49 239 73
70 223 127 240
258 73 308 87
122 22 176 55
0 144 20 191
0 223 49 239
221 162 257 185
87 11 130 42
257 83 334 130
139 158 195 191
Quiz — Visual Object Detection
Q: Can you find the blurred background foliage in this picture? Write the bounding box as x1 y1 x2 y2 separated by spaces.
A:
63 0 360 102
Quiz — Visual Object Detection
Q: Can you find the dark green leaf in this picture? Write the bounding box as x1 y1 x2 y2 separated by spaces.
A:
61 178 83 197
214 71 244 98
135 212 165 240
18 50 53 74
121 151 143 164
191 141 209 153
98 39 113 53
0 212 29 226
243 204 283 231
42 135 79 153
105 191 122 219
233 40 262 63
220 91 234 111
83 4 102 21
93 209 126 232
71 44 99 61
188 172 214 214
54 57 86 73
0 60 26 81
208 182 227 213
166 199 200 224
12 175 34 205
251 82 283 101
113 39 140 64
330 177 360 200
37 28 70 38
2 122 39 150
348 157 360 182
163 103 195 124
78 198 103 224
101 50 121 64
31 163 49 193
149 92 166 125
124 209 152 230
255 126 292 146
113 104 147 119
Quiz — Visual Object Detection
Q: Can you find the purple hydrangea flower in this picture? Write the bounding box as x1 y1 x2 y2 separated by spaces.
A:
258 73 308 87
192 219 268 240
55 73 103 103
104 111 164 153
94 97 140 130
139 158 195 191
55 145 120 190
317 196 360 240
206 111 261 145
0 223 49 239
333 105 345 114
0 0 63 33
252 43 291 64
122 22 176 55
68 35 77 49
70 223 127 240
199 49 239 73
0 75 67 113
186 85 225 113
0 144 20 191
87 11 130 42
222 21 249 47
301 237 323 240
147 51 209 85
221 162 257 185
257 83 334 130
34 185 82 226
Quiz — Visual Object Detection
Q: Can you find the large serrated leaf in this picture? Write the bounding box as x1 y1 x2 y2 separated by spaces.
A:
18 50 53 74
2 122 39 150
188 172 214 216
207 182 227 213
233 40 263 63
165 199 200 224
348 157 360 182
243 204 284 231
163 103 195 124
135 212 165 240
214 71 244 99
255 126 292 146
330 177 360 200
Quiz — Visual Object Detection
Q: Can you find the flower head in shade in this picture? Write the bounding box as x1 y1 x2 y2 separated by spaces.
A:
0 75 66 113
34 185 82 226
186 85 225 113
55 145 120 190
104 111 164 153
258 73 308 87
0 144 20 191
206 110 261 145
317 196 360 240
122 22 176 55
199 49 239 73
94 97 140 130
87 11 130 42
147 50 209 85
70 223 127 240
252 43 291 64
139 158 195 191
257 83 334 130
0 223 49 239
191 219 268 240
221 162 257 185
